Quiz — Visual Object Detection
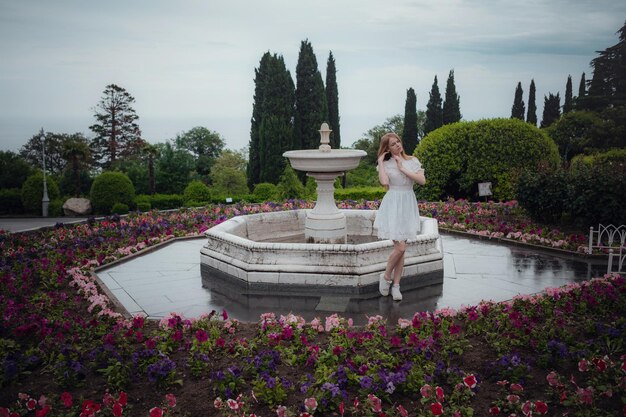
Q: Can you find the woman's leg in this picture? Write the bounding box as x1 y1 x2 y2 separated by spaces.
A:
391 241 406 284
384 243 403 280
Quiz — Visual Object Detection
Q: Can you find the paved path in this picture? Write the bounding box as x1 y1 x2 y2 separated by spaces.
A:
0 217 88 233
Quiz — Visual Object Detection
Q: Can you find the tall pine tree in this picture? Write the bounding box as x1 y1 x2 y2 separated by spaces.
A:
541 93 561 128
424 76 443 135
402 88 418 155
578 72 587 98
294 40 328 151
258 55 295 184
563 75 573 113
527 79 537 126
442 70 461 124
511 82 525 120
325 52 340 149
247 52 272 189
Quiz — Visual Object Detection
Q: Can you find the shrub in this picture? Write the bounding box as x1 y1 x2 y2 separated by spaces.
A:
49 198 65 217
335 186 386 201
149 194 184 210
0 188 23 214
111 202 130 215
183 180 212 204
253 182 279 202
567 163 626 227
415 118 560 201
90 171 135 214
570 148 626 170
136 201 151 212
21 172 61 214
516 168 568 223
277 165 304 200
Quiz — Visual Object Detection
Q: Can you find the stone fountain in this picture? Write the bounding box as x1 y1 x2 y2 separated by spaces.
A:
200 123 443 296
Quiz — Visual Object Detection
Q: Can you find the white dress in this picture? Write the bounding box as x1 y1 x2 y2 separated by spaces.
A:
373 157 424 241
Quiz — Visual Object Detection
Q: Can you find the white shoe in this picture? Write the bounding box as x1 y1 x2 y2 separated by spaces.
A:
379 273 391 296
391 284 402 301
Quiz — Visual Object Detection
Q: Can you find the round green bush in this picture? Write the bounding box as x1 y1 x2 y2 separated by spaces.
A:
253 182 279 202
415 118 560 201
90 171 135 214
111 202 130 215
21 172 60 214
136 201 151 212
277 165 304 200
183 180 212 204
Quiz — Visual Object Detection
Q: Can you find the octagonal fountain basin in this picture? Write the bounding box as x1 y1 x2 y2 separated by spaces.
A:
200 209 443 296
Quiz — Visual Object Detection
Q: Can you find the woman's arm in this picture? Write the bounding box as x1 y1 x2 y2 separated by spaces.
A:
395 156 426 185
377 154 390 190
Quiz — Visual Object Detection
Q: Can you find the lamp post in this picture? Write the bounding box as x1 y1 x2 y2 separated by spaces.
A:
41 128 49 217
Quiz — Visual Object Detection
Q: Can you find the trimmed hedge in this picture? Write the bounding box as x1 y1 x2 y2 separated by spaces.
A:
0 188 23 214
415 118 560 201
335 186 386 201
253 183 279 201
90 171 135 214
21 172 61 214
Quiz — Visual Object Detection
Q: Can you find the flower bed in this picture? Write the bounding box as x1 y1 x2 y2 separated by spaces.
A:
1 201 623 416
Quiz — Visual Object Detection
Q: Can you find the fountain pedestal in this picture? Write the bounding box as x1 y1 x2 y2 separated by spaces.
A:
305 172 346 244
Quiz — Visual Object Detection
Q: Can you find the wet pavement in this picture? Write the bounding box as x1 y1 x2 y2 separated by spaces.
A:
96 235 607 325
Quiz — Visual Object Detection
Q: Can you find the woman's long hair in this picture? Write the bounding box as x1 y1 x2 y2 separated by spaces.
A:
377 132 410 162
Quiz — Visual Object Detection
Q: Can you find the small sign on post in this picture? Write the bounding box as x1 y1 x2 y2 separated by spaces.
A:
478 182 492 201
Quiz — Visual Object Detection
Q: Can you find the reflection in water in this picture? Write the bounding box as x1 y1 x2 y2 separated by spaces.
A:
200 235 608 325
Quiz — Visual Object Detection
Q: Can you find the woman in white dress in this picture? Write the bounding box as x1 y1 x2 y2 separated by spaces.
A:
373 132 426 301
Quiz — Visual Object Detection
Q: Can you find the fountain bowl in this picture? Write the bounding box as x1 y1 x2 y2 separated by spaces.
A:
282 149 366 172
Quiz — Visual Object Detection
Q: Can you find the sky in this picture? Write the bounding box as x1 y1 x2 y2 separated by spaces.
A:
1 0 625 155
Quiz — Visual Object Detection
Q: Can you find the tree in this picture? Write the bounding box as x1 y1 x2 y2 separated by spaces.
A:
325 51 341 149
155 142 194 194
527 79 538 126
248 52 272 189
90 84 144 168
442 70 462 125
142 144 160 195
210 149 249 196
578 72 587 99
294 40 328 151
402 88 418 155
563 75 574 113
258 54 295 184
61 136 91 197
0 151 33 189
541 93 561 128
424 76 443 135
544 111 604 163
20 131 76 175
511 82 525 120
174 126 225 178
353 114 405 164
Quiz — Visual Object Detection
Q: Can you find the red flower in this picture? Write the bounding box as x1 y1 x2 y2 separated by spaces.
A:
431 402 443 415
435 386 444 401
534 401 548 414
35 405 51 417
463 374 477 389
117 392 127 407
216 337 226 348
112 403 123 417
60 392 73 408
149 407 163 417
510 383 523 392
592 357 607 371
222 309 228 320
367 394 382 413
165 394 176 408
489 405 500 415
396 405 408 417
0 408 9 417
578 359 589 372
227 399 239 410
26 399 37 411
339 402 345 416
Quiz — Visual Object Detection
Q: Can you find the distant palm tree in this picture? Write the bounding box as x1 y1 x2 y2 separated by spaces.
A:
62 138 91 197
142 144 160 195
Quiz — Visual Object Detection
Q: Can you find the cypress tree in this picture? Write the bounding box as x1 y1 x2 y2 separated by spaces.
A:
442 69 462 125
424 76 443 135
541 93 561 128
527 79 537 126
511 82 525 120
247 52 272 189
325 52 341 149
294 40 328 151
402 88 418 155
578 72 587 98
563 75 573 113
258 55 295 184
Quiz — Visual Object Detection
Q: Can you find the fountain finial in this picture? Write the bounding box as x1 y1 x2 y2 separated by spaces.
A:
318 122 332 152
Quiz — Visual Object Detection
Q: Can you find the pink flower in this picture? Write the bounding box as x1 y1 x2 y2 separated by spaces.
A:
149 407 163 417
276 405 287 417
521 401 532 416
507 394 520 404
435 386 444 401
213 398 223 409
577 387 593 405
463 374 477 389
510 383 524 392
165 394 176 408
304 398 318 412
60 392 73 408
227 399 240 410
546 371 560 387
431 402 443 415
195 329 208 343
420 384 432 398
396 405 408 417
222 309 228 320
367 394 382 413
